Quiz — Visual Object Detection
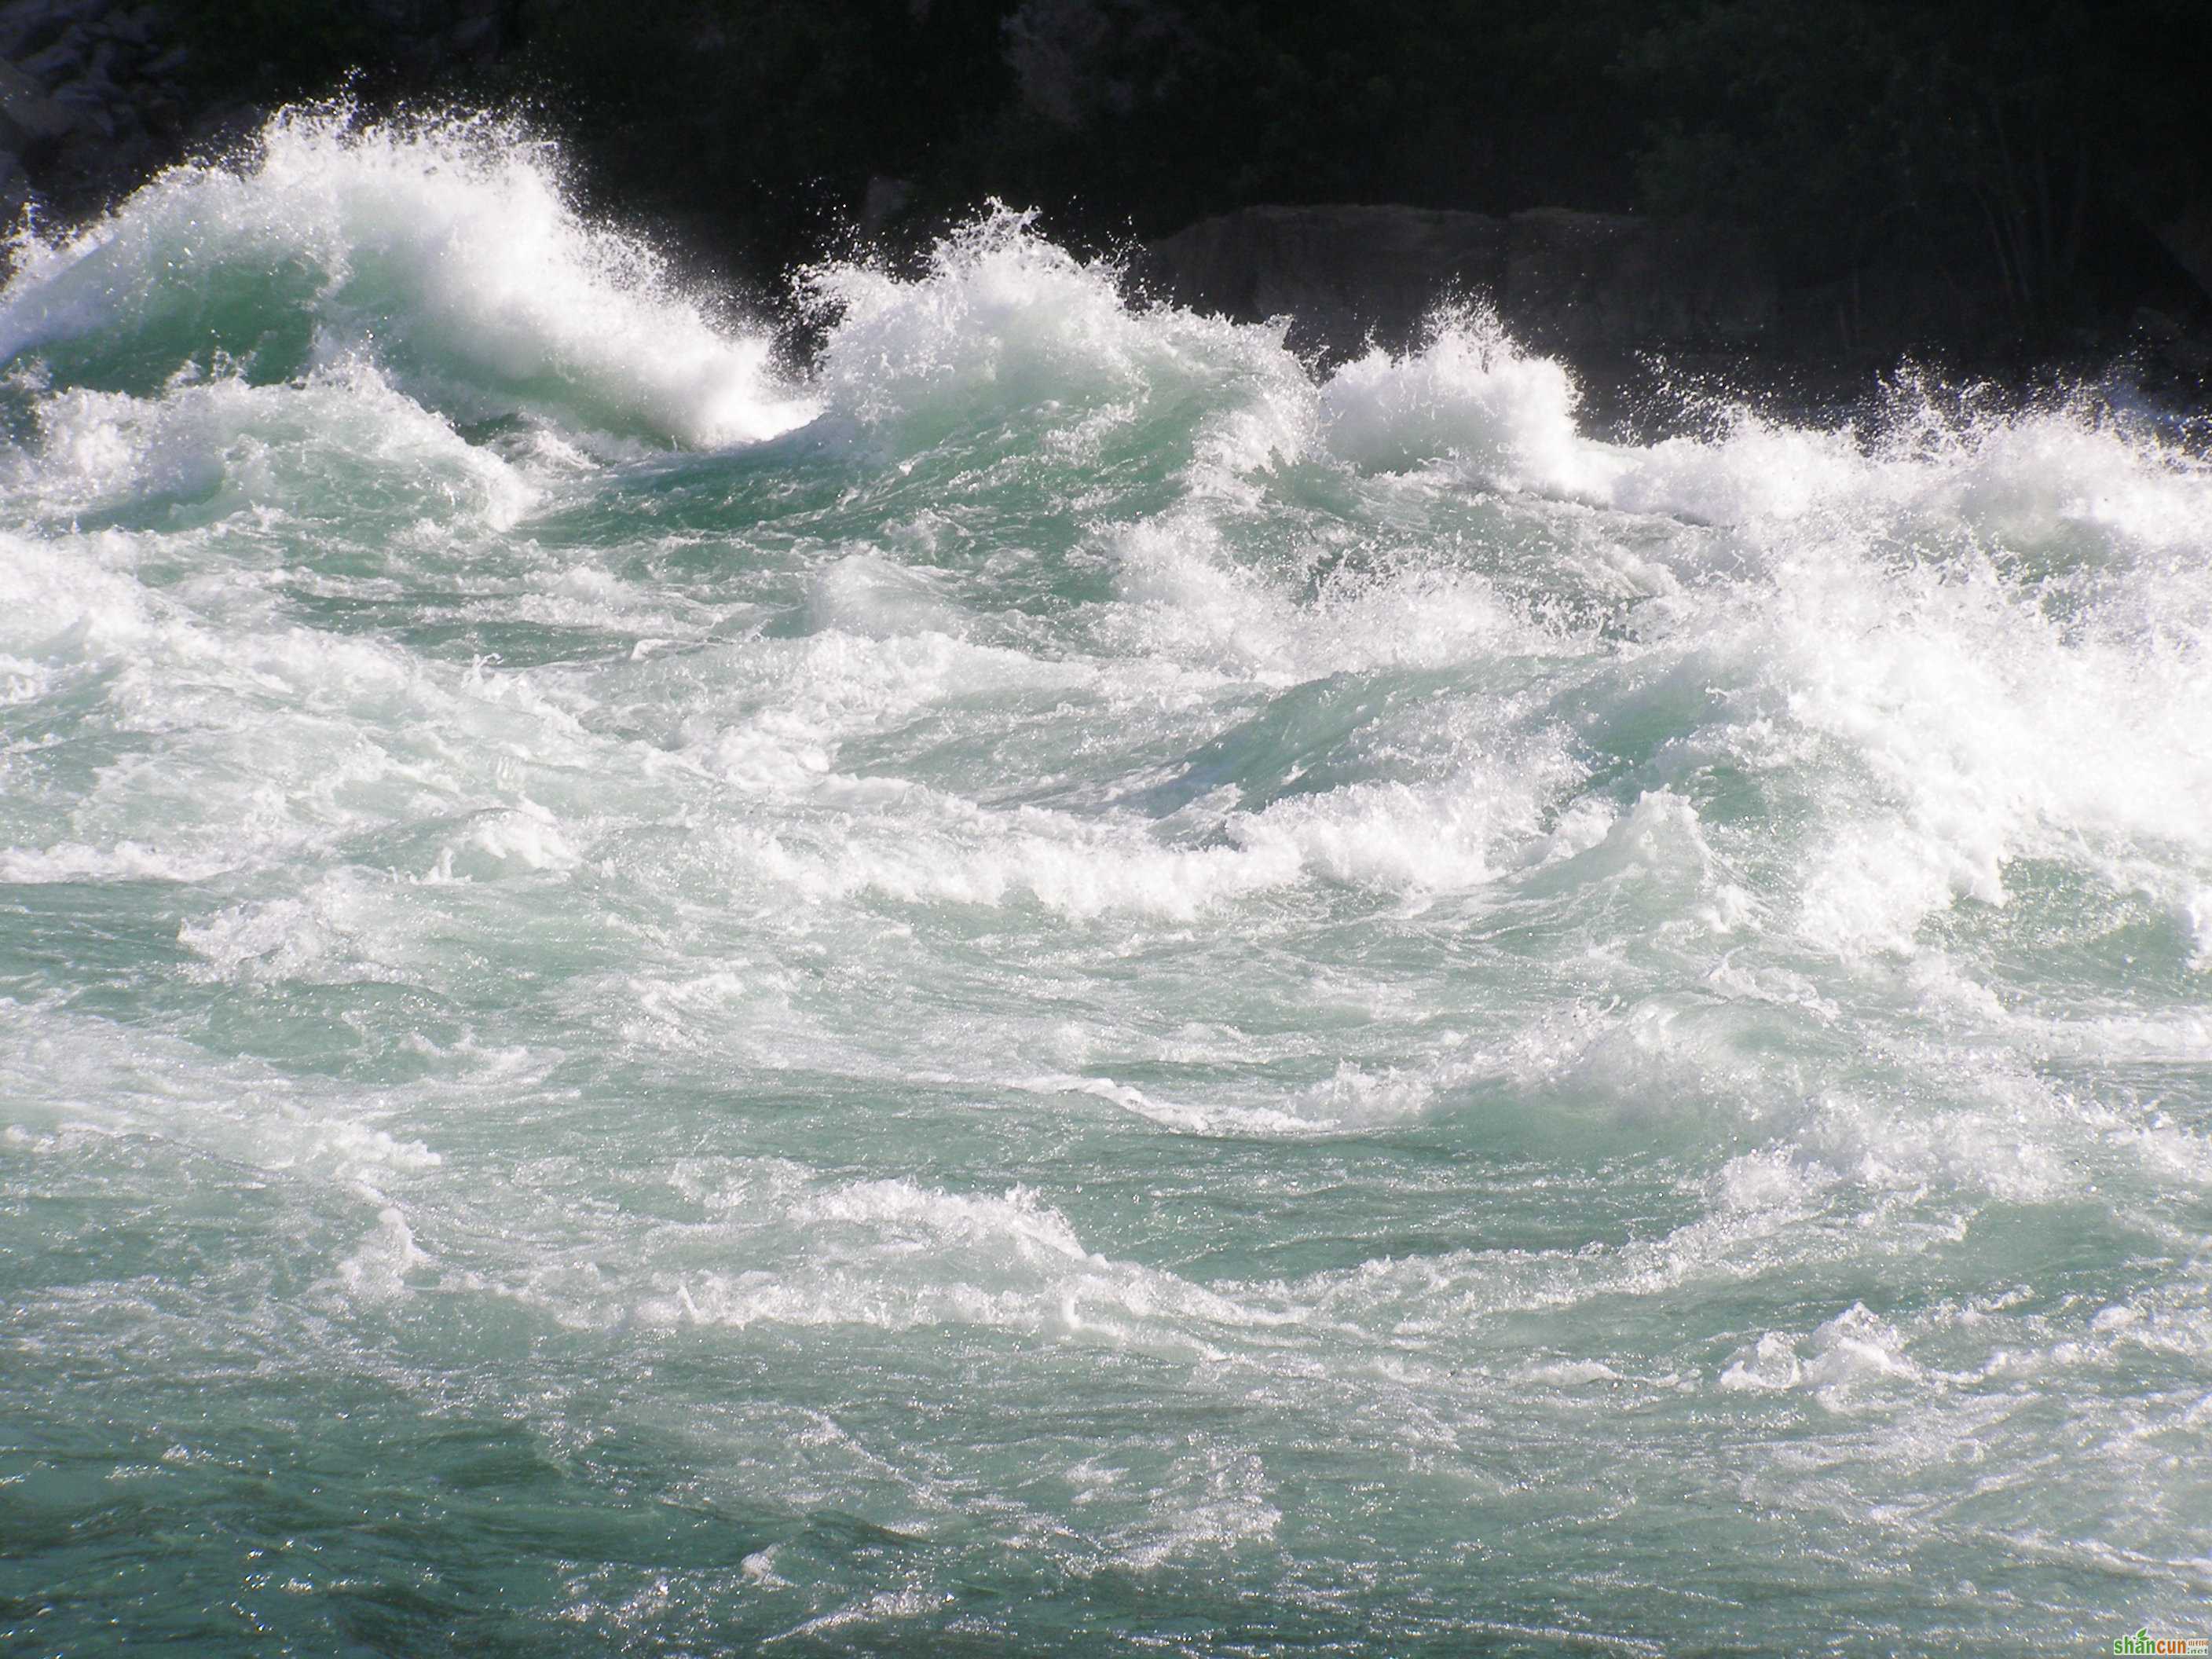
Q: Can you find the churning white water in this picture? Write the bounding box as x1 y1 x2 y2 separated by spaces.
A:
2 109 2209 1656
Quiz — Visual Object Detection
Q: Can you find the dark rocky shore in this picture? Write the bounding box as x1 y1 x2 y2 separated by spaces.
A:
5 0 2210 431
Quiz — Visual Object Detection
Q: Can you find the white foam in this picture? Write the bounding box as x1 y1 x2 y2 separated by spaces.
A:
1720 1304 1925 1410
0 1003 443 1184
335 1203 431 1302
1316 307 2212 549
5 357 535 529
807 551 968 639
804 207 1311 485
612 1176 1277 1355
0 108 811 447
1319 306 1588 493
1104 508 1549 679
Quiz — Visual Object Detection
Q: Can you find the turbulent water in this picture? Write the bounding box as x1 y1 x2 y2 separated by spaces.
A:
2 111 2210 1657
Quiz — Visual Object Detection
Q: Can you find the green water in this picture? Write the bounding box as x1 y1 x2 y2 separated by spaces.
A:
2 112 2209 1656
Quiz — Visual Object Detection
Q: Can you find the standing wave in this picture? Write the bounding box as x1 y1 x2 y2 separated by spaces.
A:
0 105 812 445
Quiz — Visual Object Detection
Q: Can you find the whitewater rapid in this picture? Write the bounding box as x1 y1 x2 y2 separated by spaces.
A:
2 111 2209 1656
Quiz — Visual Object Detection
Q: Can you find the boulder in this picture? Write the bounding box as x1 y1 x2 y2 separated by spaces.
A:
1141 204 1508 359
0 0 529 224
858 174 912 238
1142 202 1774 362
0 57 79 149
2153 199 2212 307
1503 208 1774 353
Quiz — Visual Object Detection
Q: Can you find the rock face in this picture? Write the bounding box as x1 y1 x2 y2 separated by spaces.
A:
0 0 516 227
2155 200 2212 308
0 0 195 222
351 0 512 75
1502 207 1774 354
1143 203 1775 362
1137 205 1507 360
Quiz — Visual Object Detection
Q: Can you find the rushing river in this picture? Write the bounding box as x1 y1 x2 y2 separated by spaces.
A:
2 111 2210 1657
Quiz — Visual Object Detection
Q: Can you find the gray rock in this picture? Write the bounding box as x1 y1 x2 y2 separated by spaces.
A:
2154 201 2212 306
0 0 195 214
1143 203 1774 363
0 148 29 219
0 57 78 145
449 14 500 60
2133 306 2212 375
1503 208 1774 352
101 5 154 46
50 80 115 138
1143 204 1509 360
859 174 913 238
0 8 54 62
18 35 85 82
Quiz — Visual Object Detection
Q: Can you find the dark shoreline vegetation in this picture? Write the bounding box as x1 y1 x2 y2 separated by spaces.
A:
7 0 2212 425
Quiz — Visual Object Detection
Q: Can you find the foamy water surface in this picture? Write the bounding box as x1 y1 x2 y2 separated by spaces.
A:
2 112 2210 1656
